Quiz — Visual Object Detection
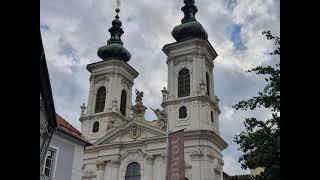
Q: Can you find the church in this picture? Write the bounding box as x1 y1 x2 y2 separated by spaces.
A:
79 0 228 180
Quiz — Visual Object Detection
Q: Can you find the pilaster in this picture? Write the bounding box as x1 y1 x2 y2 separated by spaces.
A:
96 161 106 180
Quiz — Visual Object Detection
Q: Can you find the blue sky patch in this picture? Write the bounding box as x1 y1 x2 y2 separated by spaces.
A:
225 0 238 10
127 15 136 22
58 38 79 63
228 24 246 50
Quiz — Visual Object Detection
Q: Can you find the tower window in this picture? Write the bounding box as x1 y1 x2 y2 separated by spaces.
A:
206 72 210 96
92 121 99 133
179 106 187 119
211 111 214 123
120 90 127 116
178 68 190 97
125 162 141 180
95 87 106 113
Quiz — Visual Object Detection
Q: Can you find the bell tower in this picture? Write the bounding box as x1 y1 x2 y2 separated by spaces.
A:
162 0 221 134
162 2 227 180
79 5 138 143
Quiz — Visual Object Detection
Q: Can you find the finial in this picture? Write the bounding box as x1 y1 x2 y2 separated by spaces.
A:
115 0 120 17
171 0 208 42
97 0 131 62
80 103 87 116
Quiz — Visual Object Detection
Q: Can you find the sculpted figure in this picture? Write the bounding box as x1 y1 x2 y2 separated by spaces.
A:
150 107 167 130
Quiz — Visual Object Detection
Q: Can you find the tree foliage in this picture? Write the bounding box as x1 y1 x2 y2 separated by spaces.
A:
233 31 280 180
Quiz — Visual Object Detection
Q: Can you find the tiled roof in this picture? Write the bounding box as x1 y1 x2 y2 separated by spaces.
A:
56 113 90 144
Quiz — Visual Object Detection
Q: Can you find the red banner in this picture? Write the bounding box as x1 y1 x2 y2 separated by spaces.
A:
167 129 185 180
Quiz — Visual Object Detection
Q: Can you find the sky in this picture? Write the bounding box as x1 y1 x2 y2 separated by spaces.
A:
40 0 279 176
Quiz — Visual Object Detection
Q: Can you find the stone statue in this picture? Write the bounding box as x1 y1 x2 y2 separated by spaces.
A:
80 103 87 116
131 89 147 115
161 87 168 101
135 89 143 103
150 107 167 130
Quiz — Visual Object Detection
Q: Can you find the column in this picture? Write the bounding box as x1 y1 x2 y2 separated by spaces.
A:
152 155 161 180
104 161 112 180
190 151 203 180
87 76 94 114
108 74 116 111
96 161 106 180
201 159 210 180
144 155 154 180
168 60 175 100
161 153 167 180
192 55 199 96
210 68 215 100
111 159 120 180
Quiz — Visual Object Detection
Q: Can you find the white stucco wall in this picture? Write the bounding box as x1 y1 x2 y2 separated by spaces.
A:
72 143 84 180
46 131 86 180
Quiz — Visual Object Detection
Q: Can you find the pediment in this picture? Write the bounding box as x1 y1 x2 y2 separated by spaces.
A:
94 120 166 145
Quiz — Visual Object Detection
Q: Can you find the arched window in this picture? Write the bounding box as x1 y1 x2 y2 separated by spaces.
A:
179 106 187 119
92 121 99 133
95 87 106 113
120 90 127 116
206 72 210 96
178 68 190 97
211 111 214 123
125 162 141 180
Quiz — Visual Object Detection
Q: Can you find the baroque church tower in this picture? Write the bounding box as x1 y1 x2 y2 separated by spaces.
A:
162 0 220 134
80 1 227 180
161 0 227 179
79 7 139 143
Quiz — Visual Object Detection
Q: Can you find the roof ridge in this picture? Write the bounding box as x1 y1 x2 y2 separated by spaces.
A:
59 123 82 135
55 113 89 143
56 113 79 130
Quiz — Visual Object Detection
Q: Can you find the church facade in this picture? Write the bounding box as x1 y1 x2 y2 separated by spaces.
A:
80 1 228 180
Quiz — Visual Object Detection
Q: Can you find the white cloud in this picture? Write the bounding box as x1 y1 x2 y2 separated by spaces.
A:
223 152 250 175
41 0 279 175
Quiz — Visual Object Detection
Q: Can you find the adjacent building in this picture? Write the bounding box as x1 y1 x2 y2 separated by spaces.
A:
42 114 91 180
40 31 58 179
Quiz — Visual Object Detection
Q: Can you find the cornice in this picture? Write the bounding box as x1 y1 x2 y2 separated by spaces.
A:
79 111 129 123
185 130 228 150
162 95 220 114
86 60 139 79
85 136 167 153
163 38 218 61
85 129 227 153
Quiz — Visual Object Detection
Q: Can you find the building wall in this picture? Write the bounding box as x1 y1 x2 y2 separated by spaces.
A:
72 143 85 180
48 132 84 180
82 132 225 180
40 93 56 167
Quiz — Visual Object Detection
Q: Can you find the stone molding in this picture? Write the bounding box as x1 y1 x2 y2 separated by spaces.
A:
96 161 106 170
86 60 139 79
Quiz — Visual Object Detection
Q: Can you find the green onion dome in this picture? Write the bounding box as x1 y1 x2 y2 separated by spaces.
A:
97 12 131 62
172 0 208 42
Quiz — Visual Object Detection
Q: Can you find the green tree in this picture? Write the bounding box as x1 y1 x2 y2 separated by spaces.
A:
233 31 280 180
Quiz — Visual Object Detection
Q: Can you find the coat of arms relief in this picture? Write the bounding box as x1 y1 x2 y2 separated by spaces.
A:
131 123 141 140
